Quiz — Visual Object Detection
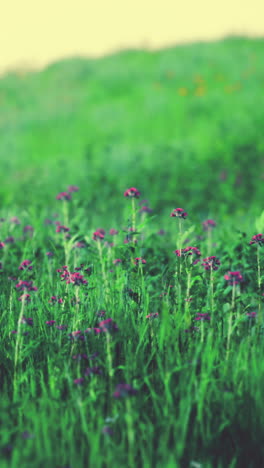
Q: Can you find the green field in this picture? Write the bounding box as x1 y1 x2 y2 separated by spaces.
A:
1 36 264 467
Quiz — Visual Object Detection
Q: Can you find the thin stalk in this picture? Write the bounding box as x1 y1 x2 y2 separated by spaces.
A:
13 298 25 400
125 397 135 468
184 268 192 328
257 246 262 330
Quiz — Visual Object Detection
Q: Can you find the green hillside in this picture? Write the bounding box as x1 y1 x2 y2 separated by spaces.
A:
1 36 264 217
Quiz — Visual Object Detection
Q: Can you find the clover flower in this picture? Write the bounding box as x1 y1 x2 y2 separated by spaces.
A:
201 256 221 271
113 258 122 265
224 271 243 285
5 236 15 244
49 296 63 304
46 320 56 326
109 228 118 235
124 187 140 198
93 229 105 241
56 225 70 233
20 316 33 326
113 383 137 398
202 219 216 231
249 234 264 246
10 216 20 224
15 280 38 291
19 259 33 270
98 318 118 333
56 192 72 201
134 257 146 265
146 312 159 319
195 313 211 321
68 185 79 192
170 208 188 219
174 247 201 265
66 272 88 285
74 241 86 248
74 378 85 385
23 225 34 234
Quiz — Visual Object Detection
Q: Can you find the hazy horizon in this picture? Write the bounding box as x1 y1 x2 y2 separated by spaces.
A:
1 0 264 75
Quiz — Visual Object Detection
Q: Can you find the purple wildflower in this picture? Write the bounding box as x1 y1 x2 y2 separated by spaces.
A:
202 219 216 231
249 234 264 246
124 187 140 198
224 271 243 285
170 208 188 219
201 256 221 271
56 192 72 201
174 247 201 265
99 318 118 333
19 259 33 271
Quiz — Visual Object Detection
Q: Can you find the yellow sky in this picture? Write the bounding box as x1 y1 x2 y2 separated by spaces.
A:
1 0 263 73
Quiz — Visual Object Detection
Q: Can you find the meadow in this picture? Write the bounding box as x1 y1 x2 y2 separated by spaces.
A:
1 36 264 467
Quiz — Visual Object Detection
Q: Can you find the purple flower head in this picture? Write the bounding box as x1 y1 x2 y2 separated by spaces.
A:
134 257 146 265
0 242 5 249
99 318 118 333
66 272 88 286
68 185 79 192
174 247 201 265
5 236 15 244
113 258 122 265
97 309 106 317
74 241 86 248
113 383 137 398
195 313 211 321
69 330 85 340
202 219 217 231
46 251 54 257
224 271 243 285
146 312 159 319
124 187 140 198
109 228 118 235
19 259 33 271
202 256 221 271
56 192 72 201
20 316 33 326
23 225 34 234
93 229 105 241
56 225 70 233
170 208 188 219
249 234 264 246
246 312 257 319
46 320 56 326
15 280 38 291
49 296 63 304
10 216 20 225
74 378 85 385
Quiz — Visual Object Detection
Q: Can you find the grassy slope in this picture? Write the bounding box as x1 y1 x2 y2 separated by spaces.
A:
1 37 264 468
0 37 264 221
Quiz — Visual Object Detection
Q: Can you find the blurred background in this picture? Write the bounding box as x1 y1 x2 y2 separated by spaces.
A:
0 0 264 223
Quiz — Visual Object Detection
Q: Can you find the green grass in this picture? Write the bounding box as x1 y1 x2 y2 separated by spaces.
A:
1 36 264 467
